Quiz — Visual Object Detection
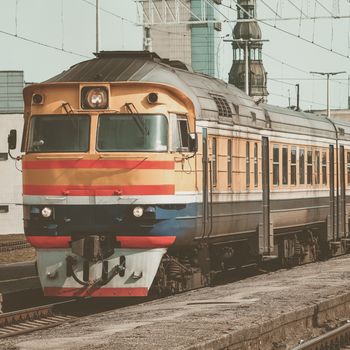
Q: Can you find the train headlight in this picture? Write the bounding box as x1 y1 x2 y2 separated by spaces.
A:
41 207 52 218
81 87 108 109
133 206 144 218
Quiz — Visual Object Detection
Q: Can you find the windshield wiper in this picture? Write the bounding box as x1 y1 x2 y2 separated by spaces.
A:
125 103 149 136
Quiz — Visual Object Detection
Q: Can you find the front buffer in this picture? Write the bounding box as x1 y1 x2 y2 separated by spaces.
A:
32 236 172 297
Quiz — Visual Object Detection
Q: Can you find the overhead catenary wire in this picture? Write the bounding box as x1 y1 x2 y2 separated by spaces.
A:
315 0 335 17
222 1 350 60
0 28 90 58
268 91 338 108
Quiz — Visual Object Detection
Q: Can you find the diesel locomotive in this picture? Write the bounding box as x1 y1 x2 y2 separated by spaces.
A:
8 51 350 297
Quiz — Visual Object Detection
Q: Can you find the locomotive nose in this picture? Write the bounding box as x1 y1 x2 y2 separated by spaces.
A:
71 235 116 261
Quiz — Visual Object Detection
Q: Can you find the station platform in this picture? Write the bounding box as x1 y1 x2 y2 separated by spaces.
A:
2 255 350 349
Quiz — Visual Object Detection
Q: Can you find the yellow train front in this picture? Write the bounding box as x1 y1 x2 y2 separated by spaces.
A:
21 77 198 297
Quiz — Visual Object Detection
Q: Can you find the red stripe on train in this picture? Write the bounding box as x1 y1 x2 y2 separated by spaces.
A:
26 236 176 249
23 184 175 196
44 287 148 297
23 160 174 170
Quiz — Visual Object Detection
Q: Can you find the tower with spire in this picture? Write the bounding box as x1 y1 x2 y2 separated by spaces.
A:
228 0 268 102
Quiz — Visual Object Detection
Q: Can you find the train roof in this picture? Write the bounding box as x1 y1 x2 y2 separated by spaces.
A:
46 51 350 141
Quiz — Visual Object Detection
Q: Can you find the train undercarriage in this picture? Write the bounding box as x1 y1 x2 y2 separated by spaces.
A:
151 221 350 296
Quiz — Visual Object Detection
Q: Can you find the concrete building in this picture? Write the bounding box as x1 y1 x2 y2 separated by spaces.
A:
0 71 24 235
143 0 221 77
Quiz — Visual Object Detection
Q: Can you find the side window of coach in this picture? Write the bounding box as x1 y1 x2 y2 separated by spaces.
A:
282 146 288 185
273 145 279 186
227 139 232 187
212 138 217 187
322 151 327 185
299 148 305 185
291 147 297 185
315 150 320 185
307 150 313 185
246 141 250 188
347 151 350 185
254 142 258 188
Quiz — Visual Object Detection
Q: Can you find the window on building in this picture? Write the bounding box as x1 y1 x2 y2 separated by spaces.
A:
291 147 296 185
254 142 258 187
246 141 250 188
315 151 320 185
322 152 327 185
273 145 279 186
282 146 288 185
234 48 244 61
299 148 305 185
227 139 232 187
0 205 9 213
307 150 313 185
212 138 217 187
0 153 8 161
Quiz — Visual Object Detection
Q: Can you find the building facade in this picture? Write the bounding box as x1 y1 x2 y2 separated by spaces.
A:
0 71 24 235
143 0 221 77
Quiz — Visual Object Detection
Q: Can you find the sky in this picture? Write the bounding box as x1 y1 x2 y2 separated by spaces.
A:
0 0 349 111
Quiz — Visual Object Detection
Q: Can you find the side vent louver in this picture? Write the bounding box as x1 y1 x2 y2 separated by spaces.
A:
210 94 232 118
339 127 345 136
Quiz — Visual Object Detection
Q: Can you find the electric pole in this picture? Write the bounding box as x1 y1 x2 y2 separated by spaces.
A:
310 71 346 118
96 0 100 53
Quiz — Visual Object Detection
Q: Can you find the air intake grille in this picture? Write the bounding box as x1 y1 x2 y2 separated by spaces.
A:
211 94 232 118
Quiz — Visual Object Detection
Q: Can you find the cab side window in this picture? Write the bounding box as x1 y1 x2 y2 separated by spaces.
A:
171 114 189 151
177 118 189 149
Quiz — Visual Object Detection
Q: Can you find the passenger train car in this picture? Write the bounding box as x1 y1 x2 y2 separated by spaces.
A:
9 51 350 297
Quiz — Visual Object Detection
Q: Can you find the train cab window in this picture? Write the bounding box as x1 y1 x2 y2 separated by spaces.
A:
273 145 279 186
227 139 232 187
246 141 250 188
97 114 168 152
307 150 313 185
254 143 258 187
315 151 320 185
177 118 189 150
28 115 90 153
347 152 350 185
212 138 217 187
282 146 288 185
322 152 327 185
299 148 305 185
291 147 296 185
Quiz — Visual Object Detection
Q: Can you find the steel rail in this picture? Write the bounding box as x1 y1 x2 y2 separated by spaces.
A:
0 301 76 339
292 322 350 349
0 242 31 252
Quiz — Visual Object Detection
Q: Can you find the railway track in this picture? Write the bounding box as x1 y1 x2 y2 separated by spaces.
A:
0 295 149 339
0 301 76 338
0 240 31 252
293 322 350 350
